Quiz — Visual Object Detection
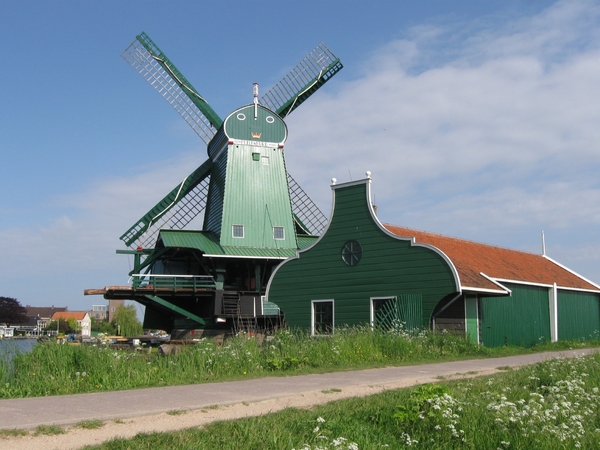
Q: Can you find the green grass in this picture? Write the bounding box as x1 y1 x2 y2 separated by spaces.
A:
84 352 600 449
1 326 598 399
0 428 29 438
76 420 105 429
34 425 65 436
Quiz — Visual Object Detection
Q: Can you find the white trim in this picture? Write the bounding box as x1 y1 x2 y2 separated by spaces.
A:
479 273 512 294
485 277 600 294
543 255 600 290
492 277 553 289
461 286 509 294
311 299 334 336
549 283 558 342
370 296 396 328
364 178 462 293
203 253 289 260
556 286 600 294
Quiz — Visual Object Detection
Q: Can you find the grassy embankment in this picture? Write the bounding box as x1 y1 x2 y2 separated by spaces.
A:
1 326 598 399
84 352 600 450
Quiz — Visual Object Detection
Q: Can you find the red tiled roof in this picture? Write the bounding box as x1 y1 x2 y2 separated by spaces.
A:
51 312 88 321
384 224 600 293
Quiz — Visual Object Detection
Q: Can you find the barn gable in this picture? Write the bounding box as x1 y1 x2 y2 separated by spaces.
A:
266 174 459 334
267 174 600 346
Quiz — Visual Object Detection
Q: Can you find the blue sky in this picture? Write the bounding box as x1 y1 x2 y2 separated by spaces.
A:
1 0 599 312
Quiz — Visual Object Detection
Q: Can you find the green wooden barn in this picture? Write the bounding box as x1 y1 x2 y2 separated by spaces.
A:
266 173 600 347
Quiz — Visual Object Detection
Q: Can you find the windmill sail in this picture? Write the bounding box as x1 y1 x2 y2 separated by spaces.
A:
121 32 222 145
261 43 343 118
287 173 328 236
120 159 212 248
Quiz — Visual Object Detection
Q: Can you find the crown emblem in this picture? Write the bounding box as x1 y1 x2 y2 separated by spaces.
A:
251 132 261 139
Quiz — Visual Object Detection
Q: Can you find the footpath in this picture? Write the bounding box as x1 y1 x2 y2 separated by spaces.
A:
0 348 598 449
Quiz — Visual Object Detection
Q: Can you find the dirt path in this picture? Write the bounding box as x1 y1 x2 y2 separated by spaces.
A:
0 369 496 450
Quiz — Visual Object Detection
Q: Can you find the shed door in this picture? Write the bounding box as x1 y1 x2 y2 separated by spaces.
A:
371 294 422 333
480 283 550 347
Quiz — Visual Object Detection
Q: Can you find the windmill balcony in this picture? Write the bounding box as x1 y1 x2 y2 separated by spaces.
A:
130 274 216 291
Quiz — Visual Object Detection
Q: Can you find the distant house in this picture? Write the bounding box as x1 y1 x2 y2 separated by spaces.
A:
51 311 92 337
89 304 109 321
267 175 600 347
24 306 68 334
0 326 15 338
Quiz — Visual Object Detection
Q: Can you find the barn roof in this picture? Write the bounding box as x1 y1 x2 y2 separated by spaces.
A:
384 224 600 294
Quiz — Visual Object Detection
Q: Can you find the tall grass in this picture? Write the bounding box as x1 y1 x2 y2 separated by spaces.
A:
1 326 597 399
86 353 600 450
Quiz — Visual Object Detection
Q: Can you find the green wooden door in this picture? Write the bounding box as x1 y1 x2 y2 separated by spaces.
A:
480 283 550 347
557 290 600 341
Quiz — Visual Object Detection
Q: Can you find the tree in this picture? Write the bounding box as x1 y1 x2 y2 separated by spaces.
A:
45 320 69 334
111 304 143 336
0 297 27 325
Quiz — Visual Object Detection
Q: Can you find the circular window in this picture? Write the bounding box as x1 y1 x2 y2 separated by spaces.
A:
341 240 362 266
266 116 274 123
237 113 246 120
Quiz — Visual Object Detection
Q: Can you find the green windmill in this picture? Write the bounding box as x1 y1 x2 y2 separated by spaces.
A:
88 33 343 336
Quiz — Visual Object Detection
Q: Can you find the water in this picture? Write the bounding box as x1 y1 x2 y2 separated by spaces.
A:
0 339 37 366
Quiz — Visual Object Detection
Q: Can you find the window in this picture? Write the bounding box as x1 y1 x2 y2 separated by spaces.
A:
252 152 260 161
311 300 334 336
341 240 362 266
261 156 269 165
273 226 285 240
232 224 244 238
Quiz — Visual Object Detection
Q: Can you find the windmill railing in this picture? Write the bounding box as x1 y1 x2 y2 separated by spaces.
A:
130 274 216 291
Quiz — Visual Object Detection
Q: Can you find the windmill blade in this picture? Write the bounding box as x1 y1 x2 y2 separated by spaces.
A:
121 32 223 145
120 159 212 248
287 173 328 236
261 43 343 118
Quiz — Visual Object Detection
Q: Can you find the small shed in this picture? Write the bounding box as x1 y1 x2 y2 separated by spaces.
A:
266 174 600 346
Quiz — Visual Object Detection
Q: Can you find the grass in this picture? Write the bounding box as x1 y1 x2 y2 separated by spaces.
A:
166 410 187 416
34 424 65 436
83 352 600 449
76 420 105 429
322 388 342 394
1 326 599 399
0 428 29 438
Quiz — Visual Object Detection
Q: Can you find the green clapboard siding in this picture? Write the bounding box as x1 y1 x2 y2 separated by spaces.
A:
480 283 550 347
557 290 600 341
267 181 457 331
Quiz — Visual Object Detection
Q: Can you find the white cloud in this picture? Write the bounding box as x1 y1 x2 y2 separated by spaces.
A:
3 0 600 305
284 0 600 278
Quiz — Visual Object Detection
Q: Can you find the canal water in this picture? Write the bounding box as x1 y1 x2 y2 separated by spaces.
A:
0 339 37 366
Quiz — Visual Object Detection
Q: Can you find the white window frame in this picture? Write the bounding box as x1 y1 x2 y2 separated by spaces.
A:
232 224 244 238
311 299 334 336
370 296 397 328
273 226 285 240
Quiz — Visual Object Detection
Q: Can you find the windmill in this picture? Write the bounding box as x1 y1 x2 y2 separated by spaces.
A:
88 32 343 336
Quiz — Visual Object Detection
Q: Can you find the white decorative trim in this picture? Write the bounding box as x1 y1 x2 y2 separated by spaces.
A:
479 273 512 294
549 283 558 342
543 255 600 290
